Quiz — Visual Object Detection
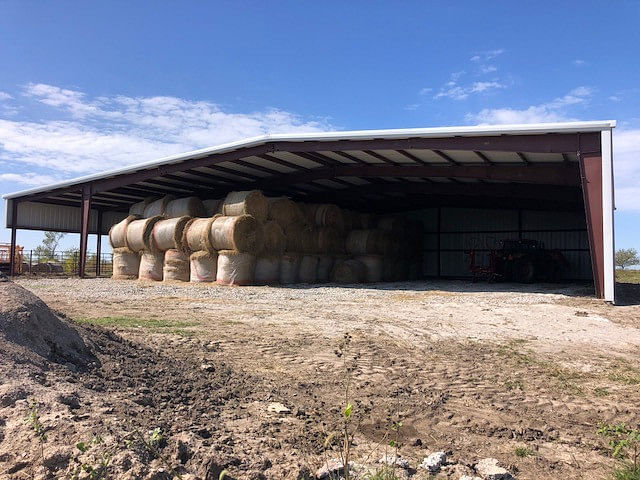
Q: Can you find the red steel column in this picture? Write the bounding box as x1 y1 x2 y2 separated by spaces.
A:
79 185 92 278
9 200 17 277
95 210 103 277
579 152 604 298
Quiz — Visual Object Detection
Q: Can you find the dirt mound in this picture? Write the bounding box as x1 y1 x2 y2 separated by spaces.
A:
0 281 94 369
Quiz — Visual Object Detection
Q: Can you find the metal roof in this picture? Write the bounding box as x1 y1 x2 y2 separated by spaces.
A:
2 120 615 200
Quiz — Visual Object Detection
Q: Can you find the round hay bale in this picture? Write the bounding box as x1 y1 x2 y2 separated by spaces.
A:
298 255 319 284
222 190 268 223
355 255 384 283
279 254 301 284
284 224 315 253
126 216 162 253
163 249 190 282
346 229 379 255
216 250 256 285
129 197 156 216
342 210 356 232
268 197 301 229
139 250 164 281
317 227 345 254
262 221 285 254
166 196 205 218
314 204 344 231
254 255 281 285
112 247 140 279
109 215 139 249
143 195 175 218
300 203 319 226
202 198 223 217
316 255 335 283
151 216 191 252
377 215 407 233
190 250 218 283
331 259 366 284
182 217 217 253
210 214 260 252
375 230 393 256
357 213 374 229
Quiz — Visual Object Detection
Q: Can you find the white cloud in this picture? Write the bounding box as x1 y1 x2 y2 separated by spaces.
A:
479 65 497 74
609 95 621 102
434 76 505 100
0 83 332 185
612 128 640 212
0 172 60 186
467 86 592 124
573 59 588 67
0 92 13 101
470 49 505 62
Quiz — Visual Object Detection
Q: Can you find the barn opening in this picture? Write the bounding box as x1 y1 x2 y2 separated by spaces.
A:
3 121 616 301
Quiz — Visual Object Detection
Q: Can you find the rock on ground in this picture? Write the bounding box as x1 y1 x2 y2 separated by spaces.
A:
475 457 514 480
420 451 447 472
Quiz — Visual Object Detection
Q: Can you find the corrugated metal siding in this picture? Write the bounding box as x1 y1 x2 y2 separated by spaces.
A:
14 202 126 235
408 206 592 281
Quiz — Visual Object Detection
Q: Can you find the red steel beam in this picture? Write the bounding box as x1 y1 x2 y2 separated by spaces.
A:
78 186 92 278
9 200 17 276
96 210 103 277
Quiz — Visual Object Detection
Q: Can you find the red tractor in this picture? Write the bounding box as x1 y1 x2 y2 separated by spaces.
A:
468 239 569 283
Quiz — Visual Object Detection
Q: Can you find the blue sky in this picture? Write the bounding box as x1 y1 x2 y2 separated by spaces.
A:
1 1 639 252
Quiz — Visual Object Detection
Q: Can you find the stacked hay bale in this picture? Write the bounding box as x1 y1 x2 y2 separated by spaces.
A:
109 190 423 285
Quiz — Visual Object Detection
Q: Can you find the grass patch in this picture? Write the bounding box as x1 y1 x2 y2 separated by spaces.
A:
515 446 535 458
75 316 196 335
612 464 640 480
594 387 611 397
607 361 640 385
504 379 525 391
616 269 640 284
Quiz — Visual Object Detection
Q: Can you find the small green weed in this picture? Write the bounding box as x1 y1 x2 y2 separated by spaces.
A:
25 401 46 462
365 465 404 480
595 387 611 397
504 379 525 391
515 446 535 458
598 423 640 479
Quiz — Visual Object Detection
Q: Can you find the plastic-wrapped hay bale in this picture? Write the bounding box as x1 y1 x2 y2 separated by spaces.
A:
317 255 334 282
317 227 345 254
152 216 191 252
109 215 139 249
331 259 366 284
216 250 256 286
166 196 205 218
268 197 300 229
254 255 281 285
163 249 190 282
279 254 301 284
139 250 164 281
314 204 344 231
112 247 140 279
129 197 156 216
202 198 223 217
355 255 384 283
190 251 218 283
262 221 285 254
182 217 216 253
126 216 162 252
210 215 260 252
143 195 175 218
298 255 319 283
346 229 381 255
222 190 268 223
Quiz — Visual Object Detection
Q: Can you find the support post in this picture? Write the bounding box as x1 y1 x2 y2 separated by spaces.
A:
96 210 103 277
600 129 615 303
9 200 17 277
579 151 605 299
79 185 92 278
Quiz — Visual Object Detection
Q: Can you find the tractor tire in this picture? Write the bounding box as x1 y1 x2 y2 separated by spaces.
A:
515 259 536 283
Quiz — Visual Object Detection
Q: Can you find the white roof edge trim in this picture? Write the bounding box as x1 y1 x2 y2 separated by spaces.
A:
3 120 616 200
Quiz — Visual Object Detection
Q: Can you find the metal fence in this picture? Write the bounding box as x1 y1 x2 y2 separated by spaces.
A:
18 250 113 277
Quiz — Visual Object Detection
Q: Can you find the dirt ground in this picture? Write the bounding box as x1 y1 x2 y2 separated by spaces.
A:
2 277 640 479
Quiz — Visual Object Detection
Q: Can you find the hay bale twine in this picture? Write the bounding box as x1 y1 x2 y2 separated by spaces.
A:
129 197 156 216
112 247 140 279
331 259 366 284
279 254 301 284
143 195 175 218
152 216 191 252
126 216 162 253
139 250 164 281
163 249 190 282
254 255 281 285
202 198 223 217
317 255 335 283
190 251 218 283
314 204 344 231
346 229 379 255
268 197 301 229
109 215 138 249
317 227 345 254
262 221 285 254
166 196 205 218
298 255 319 283
355 255 384 283
182 217 216 253
222 190 268 223
210 214 260 252
216 250 256 286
